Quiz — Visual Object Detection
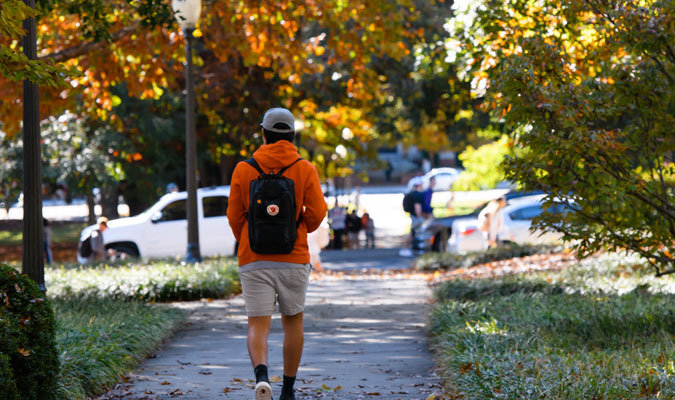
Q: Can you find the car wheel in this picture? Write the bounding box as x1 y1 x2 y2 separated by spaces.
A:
431 233 441 252
109 244 139 260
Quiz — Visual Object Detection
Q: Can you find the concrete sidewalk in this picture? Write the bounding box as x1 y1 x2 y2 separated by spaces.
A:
98 273 443 399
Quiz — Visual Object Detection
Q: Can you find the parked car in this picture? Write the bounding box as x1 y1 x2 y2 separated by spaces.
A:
415 190 545 252
406 168 461 192
77 186 236 263
446 194 570 253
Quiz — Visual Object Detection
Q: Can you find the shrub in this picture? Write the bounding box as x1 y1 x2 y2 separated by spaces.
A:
412 243 561 271
0 264 59 400
46 257 240 301
452 134 511 191
0 353 19 400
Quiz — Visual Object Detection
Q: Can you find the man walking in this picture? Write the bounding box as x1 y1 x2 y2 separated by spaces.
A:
399 177 424 257
421 176 435 219
227 107 327 400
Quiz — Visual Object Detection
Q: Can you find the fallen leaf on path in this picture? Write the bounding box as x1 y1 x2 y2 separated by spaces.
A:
160 381 171 385
270 376 282 382
319 384 342 392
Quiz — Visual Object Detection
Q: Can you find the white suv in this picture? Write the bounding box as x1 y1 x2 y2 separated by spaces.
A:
77 186 237 262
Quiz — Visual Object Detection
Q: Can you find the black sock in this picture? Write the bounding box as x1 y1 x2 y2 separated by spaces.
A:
254 364 269 383
282 375 296 393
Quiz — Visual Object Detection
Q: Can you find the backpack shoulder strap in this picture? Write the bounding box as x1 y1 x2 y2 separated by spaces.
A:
244 158 265 176
278 158 303 176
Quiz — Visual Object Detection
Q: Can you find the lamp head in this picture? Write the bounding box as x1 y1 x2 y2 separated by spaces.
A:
172 0 202 30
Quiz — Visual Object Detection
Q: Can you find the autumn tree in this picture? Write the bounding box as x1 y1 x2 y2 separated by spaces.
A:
450 0 675 275
1 0 467 196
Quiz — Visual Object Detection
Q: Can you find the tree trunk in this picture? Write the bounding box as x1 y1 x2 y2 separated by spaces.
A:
100 184 119 219
220 155 237 185
86 188 96 225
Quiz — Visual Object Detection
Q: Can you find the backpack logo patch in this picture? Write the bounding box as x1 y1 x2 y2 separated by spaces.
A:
267 204 279 216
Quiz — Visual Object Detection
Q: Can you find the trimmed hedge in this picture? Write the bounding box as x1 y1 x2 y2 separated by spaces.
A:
0 264 59 400
46 257 240 301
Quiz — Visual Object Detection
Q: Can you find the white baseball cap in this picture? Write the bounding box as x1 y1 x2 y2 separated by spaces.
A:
410 176 424 187
260 108 295 133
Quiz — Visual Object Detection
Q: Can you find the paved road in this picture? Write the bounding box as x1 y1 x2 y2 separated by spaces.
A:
98 251 443 399
319 248 415 271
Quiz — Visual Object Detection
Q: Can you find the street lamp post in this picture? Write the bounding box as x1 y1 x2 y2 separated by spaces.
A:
22 0 45 290
172 0 202 262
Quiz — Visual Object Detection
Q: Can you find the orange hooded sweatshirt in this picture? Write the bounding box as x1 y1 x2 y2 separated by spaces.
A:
227 140 327 266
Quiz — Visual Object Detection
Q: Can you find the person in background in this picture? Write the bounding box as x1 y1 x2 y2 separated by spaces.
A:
478 196 507 248
362 212 375 249
166 182 179 193
43 218 53 264
422 158 432 174
307 218 330 272
89 217 109 262
345 209 362 249
400 177 425 257
385 160 393 183
421 176 435 219
328 202 346 250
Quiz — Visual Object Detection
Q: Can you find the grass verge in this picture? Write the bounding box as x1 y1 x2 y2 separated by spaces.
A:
0 222 86 246
429 253 675 399
27 257 240 399
54 298 186 399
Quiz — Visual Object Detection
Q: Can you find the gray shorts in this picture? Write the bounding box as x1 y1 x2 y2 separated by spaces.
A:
239 265 311 317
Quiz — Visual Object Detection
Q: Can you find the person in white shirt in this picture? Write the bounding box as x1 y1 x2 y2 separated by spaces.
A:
478 196 506 248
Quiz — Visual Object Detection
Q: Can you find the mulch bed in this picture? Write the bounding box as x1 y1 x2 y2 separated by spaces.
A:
0 242 78 263
312 252 578 284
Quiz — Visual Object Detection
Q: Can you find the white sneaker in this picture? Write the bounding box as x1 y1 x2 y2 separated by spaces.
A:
398 248 414 257
255 381 272 400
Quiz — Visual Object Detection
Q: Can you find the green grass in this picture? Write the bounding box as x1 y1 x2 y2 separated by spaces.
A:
51 223 87 244
429 253 675 399
0 222 86 245
0 230 22 246
46 257 240 301
53 298 186 399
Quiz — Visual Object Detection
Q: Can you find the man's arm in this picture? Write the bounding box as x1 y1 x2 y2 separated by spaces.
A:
227 163 247 242
302 164 328 233
414 203 423 218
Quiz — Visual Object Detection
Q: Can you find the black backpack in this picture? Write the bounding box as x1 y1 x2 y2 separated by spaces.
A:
78 232 93 258
245 157 303 254
402 191 415 214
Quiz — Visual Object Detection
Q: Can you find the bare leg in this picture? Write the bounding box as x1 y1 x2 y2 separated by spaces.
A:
247 316 271 367
281 312 304 376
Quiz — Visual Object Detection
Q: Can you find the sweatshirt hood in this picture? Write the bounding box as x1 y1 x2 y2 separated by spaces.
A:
253 140 301 169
